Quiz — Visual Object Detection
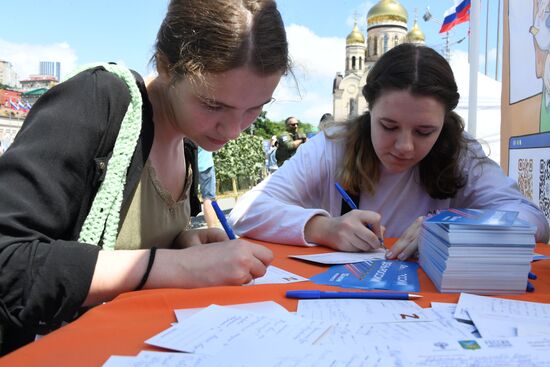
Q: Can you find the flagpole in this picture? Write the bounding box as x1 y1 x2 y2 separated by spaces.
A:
468 0 480 138
495 0 501 80
484 0 490 75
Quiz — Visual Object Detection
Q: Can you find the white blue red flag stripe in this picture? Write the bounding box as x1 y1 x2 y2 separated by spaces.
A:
440 0 471 33
9 100 20 110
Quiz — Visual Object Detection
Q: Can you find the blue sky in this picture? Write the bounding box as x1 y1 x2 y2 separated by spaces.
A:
1 0 501 124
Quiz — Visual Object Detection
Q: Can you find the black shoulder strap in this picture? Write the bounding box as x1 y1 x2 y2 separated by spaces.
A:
340 192 360 215
184 138 201 217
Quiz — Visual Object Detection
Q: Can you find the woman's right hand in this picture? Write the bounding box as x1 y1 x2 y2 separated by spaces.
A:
153 239 274 288
304 211 383 252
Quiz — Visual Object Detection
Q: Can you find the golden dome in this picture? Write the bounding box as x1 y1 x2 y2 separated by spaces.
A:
407 20 425 42
367 0 408 25
346 23 365 45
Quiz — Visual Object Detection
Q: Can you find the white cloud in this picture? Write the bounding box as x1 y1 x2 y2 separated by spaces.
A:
264 24 344 124
286 24 343 79
0 38 77 80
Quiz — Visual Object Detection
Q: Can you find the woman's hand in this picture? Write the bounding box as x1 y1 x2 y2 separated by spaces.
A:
173 228 228 248
86 239 273 305
152 240 274 287
385 216 424 260
304 211 384 252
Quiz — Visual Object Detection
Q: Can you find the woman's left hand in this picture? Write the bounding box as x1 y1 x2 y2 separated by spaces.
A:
385 216 424 260
173 228 229 248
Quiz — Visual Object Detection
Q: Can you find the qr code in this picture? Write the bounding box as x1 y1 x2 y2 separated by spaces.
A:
539 159 550 220
517 158 534 200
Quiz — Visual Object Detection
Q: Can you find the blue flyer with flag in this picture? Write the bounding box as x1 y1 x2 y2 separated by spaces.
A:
309 260 420 292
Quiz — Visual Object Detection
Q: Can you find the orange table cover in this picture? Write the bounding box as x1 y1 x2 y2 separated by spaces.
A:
1 239 549 367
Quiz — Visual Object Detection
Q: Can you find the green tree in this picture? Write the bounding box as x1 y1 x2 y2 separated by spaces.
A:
244 111 285 139
244 111 318 139
214 132 266 192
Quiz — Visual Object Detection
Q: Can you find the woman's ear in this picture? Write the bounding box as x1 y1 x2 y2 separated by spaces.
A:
155 53 171 80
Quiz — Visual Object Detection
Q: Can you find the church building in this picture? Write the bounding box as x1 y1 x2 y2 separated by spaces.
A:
332 0 425 120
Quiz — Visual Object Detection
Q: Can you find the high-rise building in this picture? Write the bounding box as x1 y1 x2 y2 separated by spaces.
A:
0 60 19 87
39 61 61 81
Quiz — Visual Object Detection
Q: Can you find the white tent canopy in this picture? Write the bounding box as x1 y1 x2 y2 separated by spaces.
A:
451 53 502 164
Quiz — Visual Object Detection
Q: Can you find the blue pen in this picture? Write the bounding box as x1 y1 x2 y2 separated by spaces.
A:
335 182 385 248
211 200 236 240
286 290 422 300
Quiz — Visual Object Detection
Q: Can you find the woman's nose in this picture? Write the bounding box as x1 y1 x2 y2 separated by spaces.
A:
222 113 244 140
395 131 414 153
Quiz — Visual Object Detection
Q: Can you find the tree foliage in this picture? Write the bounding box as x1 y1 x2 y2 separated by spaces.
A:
214 111 319 191
243 111 318 139
243 111 284 139
213 133 265 182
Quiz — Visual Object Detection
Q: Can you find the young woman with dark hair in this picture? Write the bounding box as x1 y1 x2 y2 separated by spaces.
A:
0 0 290 353
230 43 549 261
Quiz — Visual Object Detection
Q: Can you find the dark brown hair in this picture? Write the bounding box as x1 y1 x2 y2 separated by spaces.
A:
154 0 290 83
336 43 473 199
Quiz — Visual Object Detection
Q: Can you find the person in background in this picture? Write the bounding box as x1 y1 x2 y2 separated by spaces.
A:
266 135 279 174
0 0 289 354
197 147 218 228
318 112 334 131
229 43 549 259
275 116 307 166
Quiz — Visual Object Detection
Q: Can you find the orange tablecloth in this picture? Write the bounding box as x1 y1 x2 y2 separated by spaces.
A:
2 240 549 367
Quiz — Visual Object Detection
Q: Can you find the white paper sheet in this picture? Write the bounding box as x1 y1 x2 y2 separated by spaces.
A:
174 300 291 323
517 323 550 337
296 299 432 324
289 250 386 264
454 293 550 321
102 356 137 367
102 351 228 367
252 265 308 285
316 318 473 347
146 304 331 354
396 336 550 367
466 307 550 338
233 344 397 367
104 345 397 367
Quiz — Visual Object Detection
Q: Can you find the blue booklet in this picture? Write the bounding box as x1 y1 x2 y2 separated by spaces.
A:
425 208 519 228
309 259 420 292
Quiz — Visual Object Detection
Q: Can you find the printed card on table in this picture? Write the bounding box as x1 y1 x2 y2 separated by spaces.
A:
309 259 420 292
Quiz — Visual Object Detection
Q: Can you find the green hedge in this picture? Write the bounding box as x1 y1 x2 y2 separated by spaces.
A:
213 133 266 193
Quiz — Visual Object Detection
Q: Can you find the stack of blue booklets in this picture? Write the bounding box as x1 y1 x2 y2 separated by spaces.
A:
418 208 536 294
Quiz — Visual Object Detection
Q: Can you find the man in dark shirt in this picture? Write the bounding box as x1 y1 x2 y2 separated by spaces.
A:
275 116 307 166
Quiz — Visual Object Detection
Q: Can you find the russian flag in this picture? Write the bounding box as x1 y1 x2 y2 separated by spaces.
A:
9 100 20 111
439 0 471 33
18 101 28 112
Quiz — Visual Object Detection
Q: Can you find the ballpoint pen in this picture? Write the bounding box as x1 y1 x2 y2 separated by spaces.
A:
211 200 236 240
335 182 385 249
211 201 256 286
286 290 422 300
526 271 537 292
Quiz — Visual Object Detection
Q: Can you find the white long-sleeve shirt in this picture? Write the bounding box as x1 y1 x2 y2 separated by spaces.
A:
229 129 550 245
